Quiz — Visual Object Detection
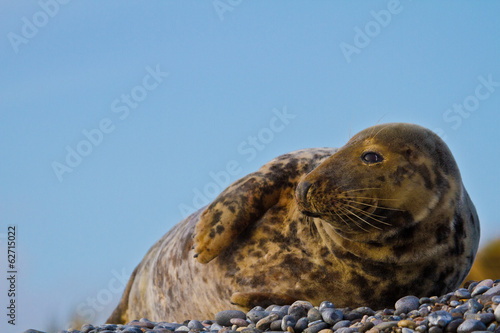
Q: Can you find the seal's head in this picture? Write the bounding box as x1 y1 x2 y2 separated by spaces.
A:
296 123 461 242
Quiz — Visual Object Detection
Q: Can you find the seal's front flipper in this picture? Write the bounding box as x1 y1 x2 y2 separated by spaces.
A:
193 172 280 263
193 149 336 264
231 292 297 309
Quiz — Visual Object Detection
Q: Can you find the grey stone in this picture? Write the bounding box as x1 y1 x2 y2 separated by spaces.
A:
445 318 464 333
471 285 491 298
336 328 357 333
428 327 443 333
402 329 416 333
454 289 472 299
480 285 500 304
215 310 247 327
457 319 487 333
294 317 309 333
355 307 375 316
248 310 271 324
256 313 280 331
494 303 500 322
282 315 297 331
321 308 343 325
307 308 322 322
302 322 328 333
463 313 494 325
374 321 399 330
466 299 483 313
428 311 454 328
395 296 421 315
332 320 351 330
319 301 335 311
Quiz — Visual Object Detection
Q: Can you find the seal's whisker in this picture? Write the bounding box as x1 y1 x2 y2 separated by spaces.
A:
369 123 390 140
330 209 354 231
353 196 400 202
337 206 370 232
343 203 392 226
342 203 387 219
345 200 404 212
340 187 382 193
340 206 383 230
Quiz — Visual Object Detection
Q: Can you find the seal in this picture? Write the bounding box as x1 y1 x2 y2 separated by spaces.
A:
108 122 480 324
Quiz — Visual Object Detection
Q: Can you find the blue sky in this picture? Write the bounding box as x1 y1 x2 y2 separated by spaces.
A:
1 1 499 331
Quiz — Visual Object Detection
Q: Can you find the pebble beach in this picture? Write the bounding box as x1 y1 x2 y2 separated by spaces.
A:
24 279 500 333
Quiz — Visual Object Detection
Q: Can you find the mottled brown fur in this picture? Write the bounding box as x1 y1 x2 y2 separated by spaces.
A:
108 123 479 324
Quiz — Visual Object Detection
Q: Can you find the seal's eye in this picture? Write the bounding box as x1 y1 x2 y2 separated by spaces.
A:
362 152 383 164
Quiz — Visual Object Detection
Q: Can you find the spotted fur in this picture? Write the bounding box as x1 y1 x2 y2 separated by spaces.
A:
108 123 479 324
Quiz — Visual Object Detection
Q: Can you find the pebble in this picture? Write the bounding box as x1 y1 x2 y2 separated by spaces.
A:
344 310 363 321
231 318 250 327
471 285 491 298
456 319 487 333
444 318 464 333
318 330 333 333
321 308 343 325
420 297 434 305
282 315 297 331
415 324 427 332
477 279 494 288
494 303 500 322
374 320 399 330
216 310 248 327
428 327 443 333
319 301 335 311
25 280 500 333
454 289 472 299
307 308 323 322
256 313 280 330
332 320 352 330
81 324 95 333
398 319 417 329
463 312 494 325
428 311 453 327
175 325 190 332
396 296 421 315
210 323 224 331
295 317 309 333
271 319 284 331
358 322 374 333
189 320 207 330
480 284 500 304
402 328 416 333
466 299 483 313
248 309 271 323
303 322 328 333
356 307 375 317
241 328 261 333
336 328 357 333
467 282 479 292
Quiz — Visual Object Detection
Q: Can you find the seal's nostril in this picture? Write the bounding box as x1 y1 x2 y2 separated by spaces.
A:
296 181 313 203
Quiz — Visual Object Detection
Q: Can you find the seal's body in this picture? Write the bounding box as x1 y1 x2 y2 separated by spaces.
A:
108 123 480 323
